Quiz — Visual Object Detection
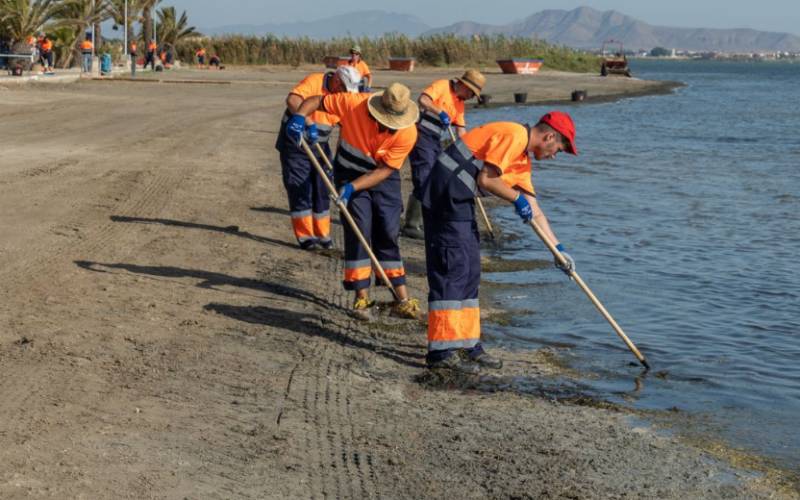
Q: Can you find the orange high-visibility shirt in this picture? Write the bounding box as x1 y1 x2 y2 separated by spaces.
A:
422 79 466 127
289 73 340 128
322 93 417 170
196 48 206 56
80 40 93 51
40 39 53 52
148 42 157 51
462 122 535 195
348 59 371 79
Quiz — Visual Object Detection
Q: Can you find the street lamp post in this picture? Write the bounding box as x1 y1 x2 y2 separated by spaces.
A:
124 0 128 66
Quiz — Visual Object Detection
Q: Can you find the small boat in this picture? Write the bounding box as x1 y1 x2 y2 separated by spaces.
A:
388 57 415 72
496 58 544 75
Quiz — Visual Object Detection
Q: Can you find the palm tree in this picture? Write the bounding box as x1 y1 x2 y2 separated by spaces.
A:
155 6 196 52
139 0 158 46
55 0 110 67
0 0 65 51
107 0 142 48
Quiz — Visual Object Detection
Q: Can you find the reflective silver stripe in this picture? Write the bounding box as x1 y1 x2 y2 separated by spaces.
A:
345 259 372 269
429 300 463 311
339 140 376 166
454 140 475 161
312 210 330 219
429 299 480 311
378 260 404 269
439 153 478 195
462 299 480 308
420 119 443 135
337 155 371 173
458 171 477 195
429 339 480 350
290 209 312 218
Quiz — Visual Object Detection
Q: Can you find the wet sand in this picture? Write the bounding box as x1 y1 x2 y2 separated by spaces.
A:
0 67 794 499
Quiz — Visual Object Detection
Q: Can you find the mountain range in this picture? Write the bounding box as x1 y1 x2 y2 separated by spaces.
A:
201 7 800 53
426 7 800 52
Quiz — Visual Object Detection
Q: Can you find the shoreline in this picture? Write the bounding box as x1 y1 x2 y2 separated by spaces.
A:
0 67 795 498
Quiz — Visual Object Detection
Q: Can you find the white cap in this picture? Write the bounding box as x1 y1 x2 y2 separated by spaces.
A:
335 66 361 93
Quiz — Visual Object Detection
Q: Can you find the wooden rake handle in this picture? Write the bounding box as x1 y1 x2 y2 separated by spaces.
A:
300 140 400 302
528 219 650 370
447 126 495 240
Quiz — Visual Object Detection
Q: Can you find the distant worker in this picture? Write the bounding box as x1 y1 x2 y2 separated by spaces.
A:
144 40 157 70
286 83 421 320
209 54 221 68
129 41 137 77
80 35 93 73
275 66 360 251
39 35 54 72
420 112 578 373
347 45 372 91
402 69 485 239
196 47 206 66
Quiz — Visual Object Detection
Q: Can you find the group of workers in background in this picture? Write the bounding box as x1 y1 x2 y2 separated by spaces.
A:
276 46 580 374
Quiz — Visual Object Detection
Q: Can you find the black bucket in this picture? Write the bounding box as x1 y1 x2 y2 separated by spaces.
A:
513 92 527 103
571 90 588 102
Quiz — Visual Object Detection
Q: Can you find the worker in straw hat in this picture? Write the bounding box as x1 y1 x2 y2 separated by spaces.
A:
286 83 421 320
347 45 372 91
275 66 361 250
402 69 486 239
419 112 579 373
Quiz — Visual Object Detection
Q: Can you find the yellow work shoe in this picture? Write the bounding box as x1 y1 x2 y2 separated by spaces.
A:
352 296 375 321
391 298 420 320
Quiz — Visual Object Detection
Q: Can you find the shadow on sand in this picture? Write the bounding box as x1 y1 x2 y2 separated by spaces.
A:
110 215 297 250
74 260 424 368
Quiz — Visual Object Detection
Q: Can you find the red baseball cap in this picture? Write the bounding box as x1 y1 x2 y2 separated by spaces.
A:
538 111 578 155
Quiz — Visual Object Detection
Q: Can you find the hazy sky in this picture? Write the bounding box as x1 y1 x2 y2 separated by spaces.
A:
161 0 800 35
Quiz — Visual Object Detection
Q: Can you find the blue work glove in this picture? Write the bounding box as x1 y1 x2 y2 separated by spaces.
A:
286 114 306 145
554 243 576 276
512 194 533 223
438 111 451 127
305 123 319 145
337 183 355 206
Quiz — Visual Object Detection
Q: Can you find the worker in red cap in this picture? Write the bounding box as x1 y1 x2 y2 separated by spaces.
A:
420 112 578 373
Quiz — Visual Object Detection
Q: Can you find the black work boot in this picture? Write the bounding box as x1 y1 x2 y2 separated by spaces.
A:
468 348 503 370
402 194 425 240
427 350 480 375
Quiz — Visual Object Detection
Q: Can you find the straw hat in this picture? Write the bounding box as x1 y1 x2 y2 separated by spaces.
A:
456 69 486 97
350 45 362 54
368 83 420 130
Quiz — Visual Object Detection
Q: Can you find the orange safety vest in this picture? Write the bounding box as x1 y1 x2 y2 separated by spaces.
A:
130 42 137 54
40 39 53 52
419 79 467 134
81 40 93 52
322 93 417 171
196 48 206 57
148 42 157 52
287 73 340 130
462 122 535 195
348 59 370 78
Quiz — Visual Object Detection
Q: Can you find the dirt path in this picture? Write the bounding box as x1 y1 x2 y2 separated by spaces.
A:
0 69 793 499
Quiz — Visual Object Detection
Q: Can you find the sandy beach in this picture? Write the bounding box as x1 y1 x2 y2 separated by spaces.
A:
0 66 794 499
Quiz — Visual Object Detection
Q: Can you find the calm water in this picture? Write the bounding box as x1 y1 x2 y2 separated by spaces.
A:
473 60 800 469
